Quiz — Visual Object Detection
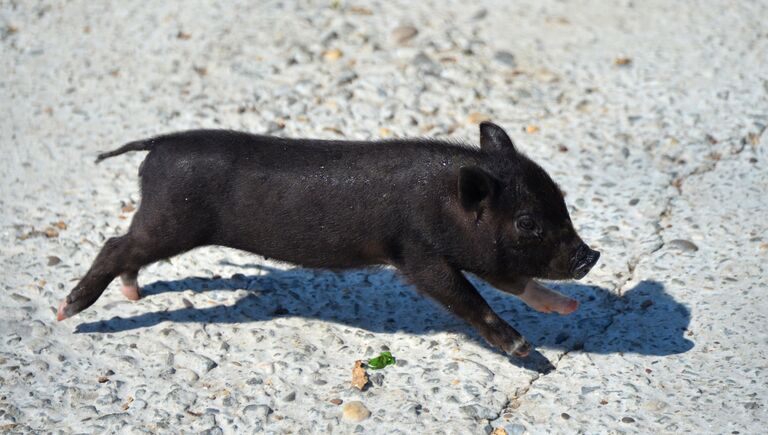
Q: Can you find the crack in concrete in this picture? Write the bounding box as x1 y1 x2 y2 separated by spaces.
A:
496 127 764 417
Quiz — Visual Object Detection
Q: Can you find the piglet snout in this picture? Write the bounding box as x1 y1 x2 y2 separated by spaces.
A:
570 244 600 280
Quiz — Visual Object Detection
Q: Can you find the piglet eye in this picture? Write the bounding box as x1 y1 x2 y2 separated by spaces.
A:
516 216 537 232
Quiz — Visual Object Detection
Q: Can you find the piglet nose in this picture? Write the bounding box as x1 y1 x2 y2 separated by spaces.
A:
570 245 600 280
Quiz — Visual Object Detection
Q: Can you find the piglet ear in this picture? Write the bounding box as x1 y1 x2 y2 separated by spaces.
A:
479 121 516 153
458 166 498 211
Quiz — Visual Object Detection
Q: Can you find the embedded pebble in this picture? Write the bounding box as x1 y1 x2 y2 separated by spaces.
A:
493 51 516 68
242 404 272 423
666 239 699 252
342 401 371 423
460 404 497 420
505 423 527 435
175 351 217 375
392 25 418 44
256 362 275 375
127 399 147 414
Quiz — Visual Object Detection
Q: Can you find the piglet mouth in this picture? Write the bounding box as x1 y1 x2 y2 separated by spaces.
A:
570 245 600 279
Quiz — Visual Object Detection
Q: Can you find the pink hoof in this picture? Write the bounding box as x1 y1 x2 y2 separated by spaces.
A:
121 285 141 301
556 299 580 315
56 300 68 321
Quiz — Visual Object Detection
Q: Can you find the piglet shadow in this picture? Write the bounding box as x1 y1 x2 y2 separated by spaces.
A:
75 262 693 372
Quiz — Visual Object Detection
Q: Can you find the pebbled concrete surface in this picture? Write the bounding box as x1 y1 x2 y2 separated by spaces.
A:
1 0 766 433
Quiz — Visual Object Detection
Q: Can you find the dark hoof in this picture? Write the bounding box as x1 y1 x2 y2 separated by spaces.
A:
513 340 532 358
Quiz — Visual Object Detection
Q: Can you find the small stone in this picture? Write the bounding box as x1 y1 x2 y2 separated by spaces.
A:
281 391 296 402
243 404 272 422
491 428 508 435
460 404 496 420
642 400 668 411
323 49 343 61
412 52 438 72
506 423 526 435
337 70 357 85
97 376 110 383
44 227 59 238
369 373 384 387
747 132 761 146
128 399 147 414
525 125 540 134
47 256 61 266
467 112 490 124
392 25 418 44
621 416 636 423
176 351 217 374
443 362 459 373
615 57 632 66
257 362 275 375
667 239 699 252
472 9 488 20
349 6 373 15
175 368 200 383
561 412 571 420
493 51 516 68
342 401 371 423
11 293 30 303
121 204 135 213
629 198 639 206
330 398 343 406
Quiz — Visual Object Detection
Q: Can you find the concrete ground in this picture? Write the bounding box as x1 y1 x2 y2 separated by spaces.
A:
1 0 766 433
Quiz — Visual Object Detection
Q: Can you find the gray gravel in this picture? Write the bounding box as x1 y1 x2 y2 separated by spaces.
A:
1 0 767 433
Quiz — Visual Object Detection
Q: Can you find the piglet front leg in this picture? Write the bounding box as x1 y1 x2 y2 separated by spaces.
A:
487 276 579 315
400 260 532 357
519 279 579 315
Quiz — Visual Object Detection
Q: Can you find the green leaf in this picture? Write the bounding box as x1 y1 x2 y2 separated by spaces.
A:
367 351 396 370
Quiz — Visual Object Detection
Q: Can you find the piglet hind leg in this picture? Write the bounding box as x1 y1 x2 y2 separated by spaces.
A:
57 232 185 321
58 235 134 321
400 260 532 358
